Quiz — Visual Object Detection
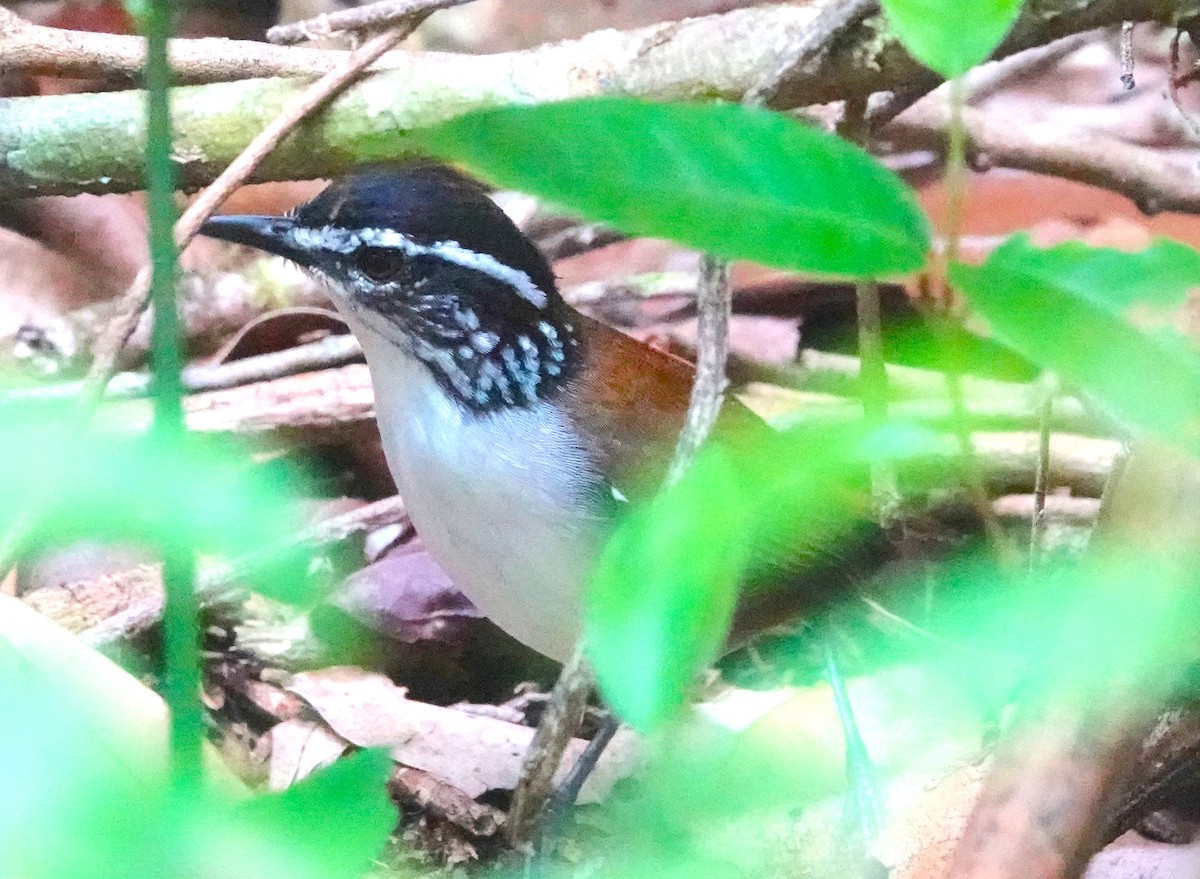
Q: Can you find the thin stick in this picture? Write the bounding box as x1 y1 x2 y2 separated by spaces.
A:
74 495 408 647
507 645 594 848
937 78 1016 563
267 0 475 45
1030 374 1056 572
1168 27 1200 138
855 279 901 526
667 255 732 484
512 256 733 849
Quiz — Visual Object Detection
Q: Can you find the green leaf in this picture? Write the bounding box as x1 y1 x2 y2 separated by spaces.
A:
0 413 314 604
880 0 1024 78
407 98 930 276
223 750 396 879
587 448 749 731
950 235 1200 447
585 422 923 731
0 596 394 879
982 235 1200 313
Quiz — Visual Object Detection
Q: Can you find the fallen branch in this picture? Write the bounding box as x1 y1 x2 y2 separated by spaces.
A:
267 0 475 44
5 332 362 405
23 494 408 645
888 100 1200 216
0 0 1190 197
70 362 1115 496
946 442 1200 879
991 494 1100 527
103 362 378 442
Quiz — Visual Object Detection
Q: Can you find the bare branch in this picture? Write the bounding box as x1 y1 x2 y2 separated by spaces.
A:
666 255 731 484
24 494 408 644
0 0 1192 198
946 442 1200 879
267 0 475 45
888 100 1200 216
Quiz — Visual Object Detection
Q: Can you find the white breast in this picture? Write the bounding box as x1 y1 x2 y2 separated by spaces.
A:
354 324 603 662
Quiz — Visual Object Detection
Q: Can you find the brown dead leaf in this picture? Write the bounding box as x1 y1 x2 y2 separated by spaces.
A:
287 666 639 803
390 766 504 837
265 717 351 791
210 307 349 365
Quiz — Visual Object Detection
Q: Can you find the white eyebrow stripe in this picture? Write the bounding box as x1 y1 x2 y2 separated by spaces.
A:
331 226 549 310
290 224 358 253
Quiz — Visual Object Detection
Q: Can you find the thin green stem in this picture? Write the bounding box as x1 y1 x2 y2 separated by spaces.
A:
855 279 901 527
943 77 967 268
939 77 1016 563
141 0 201 794
1030 373 1057 573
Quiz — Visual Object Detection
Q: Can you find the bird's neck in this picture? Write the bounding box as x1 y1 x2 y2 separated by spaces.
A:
342 298 585 416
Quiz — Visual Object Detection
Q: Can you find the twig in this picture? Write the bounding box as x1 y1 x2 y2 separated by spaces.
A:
932 78 1017 564
1121 20 1137 90
993 494 1100 526
1030 374 1056 572
1168 27 1200 138
792 349 1083 409
267 0 475 45
0 271 329 380
510 255 732 849
855 280 901 527
763 390 1109 438
963 31 1098 105
0 7 384 84
24 495 410 646
176 10 441 252
507 646 594 849
535 712 621 846
860 593 1022 663
666 255 732 483
3 333 363 406
888 100 1200 216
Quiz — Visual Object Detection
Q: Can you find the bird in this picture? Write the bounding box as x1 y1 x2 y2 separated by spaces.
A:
201 161 875 663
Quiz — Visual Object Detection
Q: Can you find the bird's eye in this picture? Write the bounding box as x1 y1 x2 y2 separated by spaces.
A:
355 246 405 282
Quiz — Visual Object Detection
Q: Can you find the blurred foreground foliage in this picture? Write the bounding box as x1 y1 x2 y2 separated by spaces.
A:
7 0 1200 874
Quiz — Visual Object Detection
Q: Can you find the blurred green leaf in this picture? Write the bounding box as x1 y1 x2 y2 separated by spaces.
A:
927 550 1200 699
222 749 396 879
407 98 930 276
586 422 931 732
0 596 395 879
951 236 1200 447
0 594 204 879
979 234 1200 313
587 449 748 731
0 414 314 604
880 0 1023 78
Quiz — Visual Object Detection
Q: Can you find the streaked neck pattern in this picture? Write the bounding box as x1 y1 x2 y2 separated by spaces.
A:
297 223 582 413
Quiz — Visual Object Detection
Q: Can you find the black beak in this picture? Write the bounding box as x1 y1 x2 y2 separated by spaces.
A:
200 215 314 267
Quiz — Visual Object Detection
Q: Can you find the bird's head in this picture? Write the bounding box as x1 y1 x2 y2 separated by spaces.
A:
201 162 579 410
